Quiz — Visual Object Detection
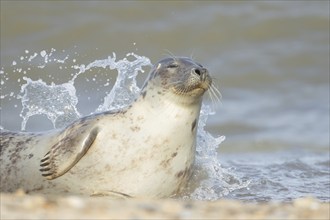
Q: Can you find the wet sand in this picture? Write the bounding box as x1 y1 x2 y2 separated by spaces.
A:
1 192 329 219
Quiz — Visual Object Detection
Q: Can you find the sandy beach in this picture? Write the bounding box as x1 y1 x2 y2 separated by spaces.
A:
1 192 329 220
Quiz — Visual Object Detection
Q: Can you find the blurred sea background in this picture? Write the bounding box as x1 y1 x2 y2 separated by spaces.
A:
1 1 329 202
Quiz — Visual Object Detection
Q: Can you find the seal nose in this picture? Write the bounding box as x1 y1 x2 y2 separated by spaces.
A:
192 67 208 81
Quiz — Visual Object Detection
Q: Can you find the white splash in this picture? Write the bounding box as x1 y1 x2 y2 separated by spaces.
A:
17 52 151 130
19 77 80 130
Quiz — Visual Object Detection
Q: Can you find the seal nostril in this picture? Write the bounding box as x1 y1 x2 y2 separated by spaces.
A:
193 68 207 81
194 68 201 76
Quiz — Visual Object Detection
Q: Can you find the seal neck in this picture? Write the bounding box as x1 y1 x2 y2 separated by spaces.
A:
136 87 203 117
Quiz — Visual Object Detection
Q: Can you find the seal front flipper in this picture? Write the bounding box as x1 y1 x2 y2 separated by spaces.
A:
40 124 99 180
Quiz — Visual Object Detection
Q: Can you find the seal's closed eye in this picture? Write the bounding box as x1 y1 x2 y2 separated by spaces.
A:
167 63 179 68
197 63 203 68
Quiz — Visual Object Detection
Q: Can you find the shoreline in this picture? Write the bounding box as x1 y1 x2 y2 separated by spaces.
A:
1 192 329 219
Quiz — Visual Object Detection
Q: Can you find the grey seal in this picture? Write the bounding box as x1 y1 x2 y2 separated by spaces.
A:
0 57 212 198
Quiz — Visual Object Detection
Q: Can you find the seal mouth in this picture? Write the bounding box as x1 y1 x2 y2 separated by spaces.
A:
172 78 212 97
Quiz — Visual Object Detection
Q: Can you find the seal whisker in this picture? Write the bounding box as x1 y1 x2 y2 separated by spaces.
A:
209 85 221 103
163 49 177 61
190 49 196 61
210 83 222 100
207 89 218 111
211 85 222 105
209 76 222 100
206 84 222 111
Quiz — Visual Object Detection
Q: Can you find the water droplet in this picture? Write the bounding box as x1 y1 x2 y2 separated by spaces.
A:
40 50 47 57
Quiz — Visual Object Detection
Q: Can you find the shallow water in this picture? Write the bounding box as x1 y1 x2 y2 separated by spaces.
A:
1 1 329 202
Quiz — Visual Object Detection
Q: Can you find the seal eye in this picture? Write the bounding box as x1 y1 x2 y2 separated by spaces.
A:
167 63 179 68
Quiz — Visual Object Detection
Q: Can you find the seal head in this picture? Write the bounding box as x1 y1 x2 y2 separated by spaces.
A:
142 57 212 105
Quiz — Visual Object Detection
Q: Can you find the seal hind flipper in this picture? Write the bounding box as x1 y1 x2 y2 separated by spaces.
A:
40 126 99 180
